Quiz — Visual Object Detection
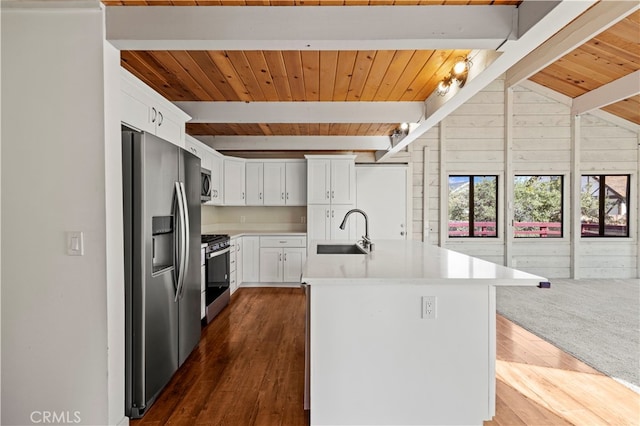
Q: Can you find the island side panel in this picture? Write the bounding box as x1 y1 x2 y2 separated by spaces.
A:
309 282 494 426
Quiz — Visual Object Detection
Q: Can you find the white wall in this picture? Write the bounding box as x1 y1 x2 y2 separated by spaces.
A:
1 4 123 425
409 77 639 279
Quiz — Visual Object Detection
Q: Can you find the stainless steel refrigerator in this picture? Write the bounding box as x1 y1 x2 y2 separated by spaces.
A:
122 129 201 418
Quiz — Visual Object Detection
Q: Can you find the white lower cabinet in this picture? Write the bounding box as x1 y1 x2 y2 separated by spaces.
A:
258 236 307 284
230 237 238 294
283 248 307 282
242 236 260 283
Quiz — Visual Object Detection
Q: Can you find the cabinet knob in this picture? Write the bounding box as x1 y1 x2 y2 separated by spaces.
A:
242 192 245 199
400 231 405 236
331 190 334 199
151 107 157 123
326 210 329 218
157 111 163 126
281 192 284 200
326 191 329 200
284 253 287 261
259 193 262 200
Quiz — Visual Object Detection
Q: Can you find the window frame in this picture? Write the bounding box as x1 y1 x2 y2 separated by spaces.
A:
580 174 631 238
447 174 500 239
512 174 565 239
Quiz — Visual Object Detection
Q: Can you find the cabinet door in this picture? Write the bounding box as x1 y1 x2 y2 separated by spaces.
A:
259 247 283 282
230 238 238 293
307 159 331 204
264 162 286 205
330 206 357 241
121 89 155 134
330 159 355 205
209 153 223 205
242 236 260 283
224 158 246 205
154 108 184 148
286 161 307 205
283 248 306 283
307 205 330 247
236 238 243 287
246 162 264 205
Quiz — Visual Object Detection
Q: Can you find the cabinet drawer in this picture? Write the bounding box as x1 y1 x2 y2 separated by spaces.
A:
260 236 306 248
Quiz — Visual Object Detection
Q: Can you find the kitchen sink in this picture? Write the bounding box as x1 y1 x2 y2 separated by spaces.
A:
317 244 367 255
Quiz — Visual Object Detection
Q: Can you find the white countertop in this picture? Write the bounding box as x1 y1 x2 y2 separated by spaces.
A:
302 240 546 286
223 230 307 238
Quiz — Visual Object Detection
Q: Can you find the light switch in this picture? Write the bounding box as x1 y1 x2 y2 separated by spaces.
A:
67 231 84 256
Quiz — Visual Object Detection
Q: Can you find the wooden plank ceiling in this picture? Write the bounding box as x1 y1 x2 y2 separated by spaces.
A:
107 1 639 139
530 10 640 125
120 49 470 136
106 0 516 138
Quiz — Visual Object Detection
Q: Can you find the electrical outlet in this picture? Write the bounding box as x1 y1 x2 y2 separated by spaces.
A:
422 296 437 319
301 216 306 224
240 216 246 223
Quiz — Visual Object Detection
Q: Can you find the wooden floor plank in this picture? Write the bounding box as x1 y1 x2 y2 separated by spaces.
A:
130 288 639 426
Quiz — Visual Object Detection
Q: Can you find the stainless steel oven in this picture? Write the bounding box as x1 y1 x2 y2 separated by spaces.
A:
202 234 230 324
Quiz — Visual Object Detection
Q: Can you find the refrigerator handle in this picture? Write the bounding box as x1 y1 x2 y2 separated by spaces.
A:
174 182 187 302
177 181 190 299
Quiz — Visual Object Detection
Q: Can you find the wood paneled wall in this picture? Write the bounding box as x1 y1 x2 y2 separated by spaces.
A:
407 77 639 279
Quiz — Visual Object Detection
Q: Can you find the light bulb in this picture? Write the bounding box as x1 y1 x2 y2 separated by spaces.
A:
437 80 450 96
453 59 467 76
399 122 409 131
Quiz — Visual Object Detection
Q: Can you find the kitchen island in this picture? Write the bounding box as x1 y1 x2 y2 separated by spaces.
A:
301 240 545 426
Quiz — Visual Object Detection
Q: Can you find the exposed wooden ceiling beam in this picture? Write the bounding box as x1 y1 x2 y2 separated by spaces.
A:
175 101 424 124
376 0 596 162
106 5 516 51
571 70 640 116
197 135 391 151
505 1 639 88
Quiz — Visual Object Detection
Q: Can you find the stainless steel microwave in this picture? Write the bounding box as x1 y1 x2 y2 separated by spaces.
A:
201 168 212 202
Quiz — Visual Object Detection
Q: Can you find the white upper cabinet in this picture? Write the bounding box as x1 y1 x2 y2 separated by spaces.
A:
224 157 246 205
246 162 264 205
245 160 307 206
285 161 307 206
305 155 356 205
307 205 356 243
330 159 356 205
120 68 190 148
263 162 285 205
306 159 331 204
209 151 224 205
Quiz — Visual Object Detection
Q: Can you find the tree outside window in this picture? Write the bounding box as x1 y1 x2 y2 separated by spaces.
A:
513 176 563 238
448 175 498 237
581 175 630 237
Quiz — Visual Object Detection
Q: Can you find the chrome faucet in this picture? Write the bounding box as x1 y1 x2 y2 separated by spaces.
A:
339 208 374 252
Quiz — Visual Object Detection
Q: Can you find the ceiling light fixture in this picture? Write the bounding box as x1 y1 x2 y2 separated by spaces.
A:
399 122 409 131
451 56 472 87
436 75 453 97
436 56 473 96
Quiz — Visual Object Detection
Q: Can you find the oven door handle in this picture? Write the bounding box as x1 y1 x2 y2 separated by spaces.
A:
207 247 230 259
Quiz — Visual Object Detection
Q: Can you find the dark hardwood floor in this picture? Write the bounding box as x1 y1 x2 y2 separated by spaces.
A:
132 287 639 426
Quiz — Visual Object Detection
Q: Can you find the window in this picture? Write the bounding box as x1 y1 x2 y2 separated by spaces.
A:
513 175 563 238
581 175 630 237
448 175 498 238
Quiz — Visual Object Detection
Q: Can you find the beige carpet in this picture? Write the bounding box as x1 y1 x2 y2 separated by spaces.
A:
497 278 640 390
